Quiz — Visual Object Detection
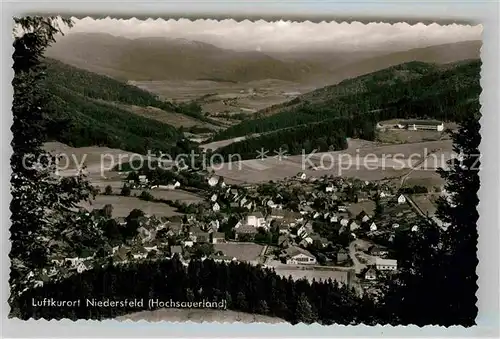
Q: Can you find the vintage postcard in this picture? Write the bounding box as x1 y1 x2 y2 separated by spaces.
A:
9 16 482 326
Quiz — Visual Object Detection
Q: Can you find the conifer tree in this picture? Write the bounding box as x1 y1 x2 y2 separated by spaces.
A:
10 16 99 302
435 107 481 325
379 104 481 326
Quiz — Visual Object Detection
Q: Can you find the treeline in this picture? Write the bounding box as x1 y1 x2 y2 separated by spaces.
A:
212 60 481 142
123 166 210 191
11 257 376 325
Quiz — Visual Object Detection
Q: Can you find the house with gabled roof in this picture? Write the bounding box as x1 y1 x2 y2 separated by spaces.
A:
268 208 285 221
235 224 258 240
278 235 290 248
310 234 329 248
397 194 407 204
191 229 210 243
336 248 349 264
210 254 236 263
211 232 225 244
284 246 316 265
278 221 290 234
170 245 183 259
364 267 377 281
132 246 148 259
113 246 129 262
299 236 313 247
296 172 307 180
350 221 360 231
208 176 219 187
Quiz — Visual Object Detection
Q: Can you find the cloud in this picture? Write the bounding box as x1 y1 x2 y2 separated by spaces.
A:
65 17 482 52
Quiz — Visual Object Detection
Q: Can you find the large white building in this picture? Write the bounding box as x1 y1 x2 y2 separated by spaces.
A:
285 246 317 265
375 258 398 271
399 120 444 132
247 211 266 229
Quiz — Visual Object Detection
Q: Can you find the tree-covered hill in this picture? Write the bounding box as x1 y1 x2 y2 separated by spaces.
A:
42 58 200 154
212 60 480 159
213 60 481 142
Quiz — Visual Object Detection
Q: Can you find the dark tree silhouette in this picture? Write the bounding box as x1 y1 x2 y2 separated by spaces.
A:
379 103 481 326
10 16 100 305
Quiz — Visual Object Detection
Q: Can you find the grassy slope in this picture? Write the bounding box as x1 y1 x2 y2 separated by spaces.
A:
43 58 194 154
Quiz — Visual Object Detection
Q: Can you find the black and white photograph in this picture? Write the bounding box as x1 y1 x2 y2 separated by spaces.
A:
9 14 485 327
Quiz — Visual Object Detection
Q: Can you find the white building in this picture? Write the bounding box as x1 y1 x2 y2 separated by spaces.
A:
212 202 220 212
399 120 444 132
397 194 407 204
365 267 377 281
370 222 378 231
296 172 307 180
375 258 398 271
285 246 317 265
208 176 218 187
247 211 266 228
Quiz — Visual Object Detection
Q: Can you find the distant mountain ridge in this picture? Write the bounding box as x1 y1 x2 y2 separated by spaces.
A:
45 32 480 84
45 33 321 82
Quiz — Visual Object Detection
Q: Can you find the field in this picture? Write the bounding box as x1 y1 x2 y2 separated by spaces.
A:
79 195 182 218
211 139 453 184
214 243 265 263
43 142 139 179
96 184 204 204
410 194 438 216
130 79 317 116
117 308 284 323
112 102 219 130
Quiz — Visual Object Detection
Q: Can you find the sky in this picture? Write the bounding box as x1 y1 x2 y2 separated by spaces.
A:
64 17 483 52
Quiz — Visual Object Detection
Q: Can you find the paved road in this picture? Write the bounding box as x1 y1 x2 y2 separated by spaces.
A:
349 239 370 274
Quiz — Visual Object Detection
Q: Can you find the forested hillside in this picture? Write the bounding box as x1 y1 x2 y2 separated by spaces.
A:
213 60 480 139
42 59 200 154
212 60 480 159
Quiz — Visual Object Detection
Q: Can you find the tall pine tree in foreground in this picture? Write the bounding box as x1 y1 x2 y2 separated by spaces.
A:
379 102 481 326
435 105 481 325
10 17 101 307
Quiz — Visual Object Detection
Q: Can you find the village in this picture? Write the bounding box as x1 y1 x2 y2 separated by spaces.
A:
25 161 447 296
